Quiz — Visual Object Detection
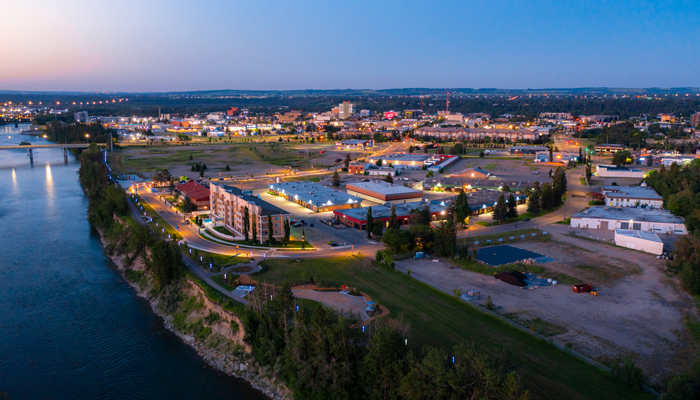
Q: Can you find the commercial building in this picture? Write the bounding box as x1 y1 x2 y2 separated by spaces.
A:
338 101 355 120
210 184 290 242
691 112 700 128
175 181 211 210
660 156 696 166
367 153 432 168
348 162 369 174
614 229 664 255
509 146 549 155
595 164 647 178
413 127 538 141
336 139 373 150
427 155 459 172
594 144 627 155
333 202 448 230
346 181 423 204
535 151 579 163
570 206 686 234
267 181 362 212
601 185 663 208
367 167 398 176
450 167 490 179
429 189 528 216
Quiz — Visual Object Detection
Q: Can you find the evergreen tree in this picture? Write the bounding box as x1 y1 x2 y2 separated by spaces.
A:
384 173 394 183
283 219 290 245
507 193 518 219
527 182 541 215
344 154 352 170
332 171 341 187
433 208 456 257
420 204 432 225
252 214 257 243
267 216 274 244
454 190 470 226
243 207 250 242
366 207 374 239
388 204 400 229
492 193 508 222
541 183 554 210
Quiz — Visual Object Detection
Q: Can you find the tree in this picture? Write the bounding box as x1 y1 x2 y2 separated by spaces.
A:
243 207 250 242
225 164 231 171
283 219 290 245
540 183 555 210
366 207 374 239
344 154 352 170
433 217 456 257
388 205 400 229
331 171 341 187
646 155 653 166
375 158 383 167
612 149 632 167
549 145 553 162
251 214 257 243
527 182 542 215
479 150 485 158
492 193 508 222
153 169 172 186
409 223 433 249
382 227 411 254
674 235 700 295
454 191 471 226
507 193 518 220
267 216 274 244
384 173 394 183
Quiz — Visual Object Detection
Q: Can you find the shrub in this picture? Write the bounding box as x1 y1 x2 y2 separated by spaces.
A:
613 359 645 389
453 288 461 297
485 295 494 310
230 320 240 332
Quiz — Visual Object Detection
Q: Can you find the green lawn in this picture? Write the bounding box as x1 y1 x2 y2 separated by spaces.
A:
187 249 251 273
256 257 645 400
461 228 540 243
201 232 314 249
211 275 236 291
132 194 182 240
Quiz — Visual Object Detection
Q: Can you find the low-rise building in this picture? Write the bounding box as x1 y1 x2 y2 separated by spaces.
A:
595 164 647 178
367 167 398 176
509 146 550 155
346 181 423 204
450 167 490 179
348 162 369 175
570 206 686 234
614 229 664 255
210 184 290 242
333 201 448 230
535 151 578 163
175 181 211 210
601 185 663 208
429 189 527 216
267 181 362 212
660 156 695 166
594 144 627 155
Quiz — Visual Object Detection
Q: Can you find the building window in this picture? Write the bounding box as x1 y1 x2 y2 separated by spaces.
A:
620 222 629 229
633 223 641 231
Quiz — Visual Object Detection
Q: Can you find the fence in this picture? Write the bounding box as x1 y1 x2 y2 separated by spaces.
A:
471 231 549 246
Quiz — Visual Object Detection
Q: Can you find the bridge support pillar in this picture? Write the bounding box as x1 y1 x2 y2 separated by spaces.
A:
29 148 33 166
63 148 68 164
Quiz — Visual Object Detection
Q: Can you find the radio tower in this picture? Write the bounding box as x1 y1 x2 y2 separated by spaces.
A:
446 91 450 114
420 92 423 111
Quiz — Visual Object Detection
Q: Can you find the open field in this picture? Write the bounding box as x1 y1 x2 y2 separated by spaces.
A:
256 256 649 399
396 229 696 383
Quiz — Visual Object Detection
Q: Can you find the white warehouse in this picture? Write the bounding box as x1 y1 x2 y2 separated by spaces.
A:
614 229 664 255
601 185 663 208
570 206 686 235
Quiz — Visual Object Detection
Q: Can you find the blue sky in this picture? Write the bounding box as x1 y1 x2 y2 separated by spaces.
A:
1 0 698 91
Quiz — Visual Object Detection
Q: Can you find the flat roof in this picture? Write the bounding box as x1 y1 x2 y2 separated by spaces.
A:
597 164 644 172
430 189 527 211
334 201 447 223
572 206 685 224
601 185 662 200
615 229 663 243
268 181 362 207
368 153 432 162
346 181 421 197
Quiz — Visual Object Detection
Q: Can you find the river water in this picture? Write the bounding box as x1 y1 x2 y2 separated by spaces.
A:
0 124 267 399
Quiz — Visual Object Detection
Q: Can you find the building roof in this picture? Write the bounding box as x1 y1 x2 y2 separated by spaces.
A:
369 153 432 163
571 206 685 224
601 185 662 200
333 201 447 223
596 164 644 172
430 189 527 211
176 181 210 201
268 181 362 207
216 184 289 216
451 167 490 178
346 181 422 200
615 229 663 243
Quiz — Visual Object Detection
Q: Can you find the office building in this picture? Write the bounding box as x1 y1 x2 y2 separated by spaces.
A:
74 111 89 123
346 181 423 204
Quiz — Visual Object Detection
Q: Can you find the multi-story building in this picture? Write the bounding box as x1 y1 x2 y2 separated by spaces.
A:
338 101 355 120
691 112 700 128
413 127 538 142
74 111 89 123
601 185 663 208
210 184 290 243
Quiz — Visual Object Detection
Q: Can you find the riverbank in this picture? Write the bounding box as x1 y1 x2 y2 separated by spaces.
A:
99 229 291 400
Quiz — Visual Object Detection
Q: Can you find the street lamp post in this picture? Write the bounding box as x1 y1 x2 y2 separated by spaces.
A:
85 133 89 144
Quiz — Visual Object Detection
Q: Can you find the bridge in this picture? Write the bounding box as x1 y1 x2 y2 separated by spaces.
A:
0 143 106 165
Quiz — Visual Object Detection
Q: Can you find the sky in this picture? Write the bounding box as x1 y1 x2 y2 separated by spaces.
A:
1 0 699 92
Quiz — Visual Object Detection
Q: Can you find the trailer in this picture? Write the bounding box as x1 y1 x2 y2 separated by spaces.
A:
572 284 593 293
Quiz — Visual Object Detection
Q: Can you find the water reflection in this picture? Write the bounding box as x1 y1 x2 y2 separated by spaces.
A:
46 164 54 206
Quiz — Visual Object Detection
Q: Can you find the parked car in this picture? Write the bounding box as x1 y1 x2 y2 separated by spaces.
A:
327 241 337 247
523 218 531 221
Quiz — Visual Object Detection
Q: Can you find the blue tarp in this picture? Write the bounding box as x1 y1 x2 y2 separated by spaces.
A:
476 245 553 266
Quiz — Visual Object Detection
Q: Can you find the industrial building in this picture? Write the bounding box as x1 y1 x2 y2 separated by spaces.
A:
535 151 578 163
346 181 423 204
333 202 448 230
509 146 549 155
336 139 373 150
614 229 664 255
595 164 647 178
429 189 528 216
367 153 432 168
594 144 627 155
601 185 663 208
450 167 490 179
210 184 290 242
267 181 363 212
570 206 686 234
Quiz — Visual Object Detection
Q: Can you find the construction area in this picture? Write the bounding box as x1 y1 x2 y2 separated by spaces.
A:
476 244 555 266
394 227 697 382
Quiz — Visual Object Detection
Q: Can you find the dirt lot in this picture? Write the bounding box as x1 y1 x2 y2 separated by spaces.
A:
395 230 696 382
446 157 555 187
293 288 370 320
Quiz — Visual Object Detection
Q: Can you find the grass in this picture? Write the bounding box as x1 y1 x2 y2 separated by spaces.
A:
255 256 645 399
283 176 321 182
187 249 251 272
200 232 314 249
453 258 581 285
580 177 588 185
211 275 236 291
462 228 539 243
213 226 234 236
131 194 182 240
484 162 501 169
475 212 537 227
589 200 605 206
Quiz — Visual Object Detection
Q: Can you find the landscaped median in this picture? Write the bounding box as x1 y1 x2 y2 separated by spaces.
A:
201 226 315 250
252 256 645 399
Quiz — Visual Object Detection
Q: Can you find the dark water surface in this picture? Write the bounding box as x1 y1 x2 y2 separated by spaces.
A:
0 125 266 399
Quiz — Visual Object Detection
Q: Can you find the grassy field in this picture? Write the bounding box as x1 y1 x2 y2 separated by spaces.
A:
186 249 251 273
461 228 540 243
255 256 646 400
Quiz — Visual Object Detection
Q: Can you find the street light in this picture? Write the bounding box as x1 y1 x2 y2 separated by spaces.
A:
85 133 89 144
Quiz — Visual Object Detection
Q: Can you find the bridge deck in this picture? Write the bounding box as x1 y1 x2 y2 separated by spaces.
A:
0 144 104 150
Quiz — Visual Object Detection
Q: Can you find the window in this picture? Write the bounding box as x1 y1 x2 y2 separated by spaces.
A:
620 222 629 229
275 224 279 228
633 223 641 231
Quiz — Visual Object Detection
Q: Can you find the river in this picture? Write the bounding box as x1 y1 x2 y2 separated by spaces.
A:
0 124 267 399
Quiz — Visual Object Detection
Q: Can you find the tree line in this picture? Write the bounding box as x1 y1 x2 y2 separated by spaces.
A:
45 121 116 144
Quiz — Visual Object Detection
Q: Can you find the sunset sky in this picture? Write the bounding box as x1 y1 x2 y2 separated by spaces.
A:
1 0 699 92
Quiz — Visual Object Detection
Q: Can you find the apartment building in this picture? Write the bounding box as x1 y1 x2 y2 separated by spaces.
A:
210 183 291 242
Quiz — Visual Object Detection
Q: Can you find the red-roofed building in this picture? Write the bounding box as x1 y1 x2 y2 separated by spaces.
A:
176 181 210 210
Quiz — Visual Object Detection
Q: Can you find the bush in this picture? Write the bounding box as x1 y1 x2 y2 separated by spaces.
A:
613 359 645 389
230 320 240 332
484 295 494 310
